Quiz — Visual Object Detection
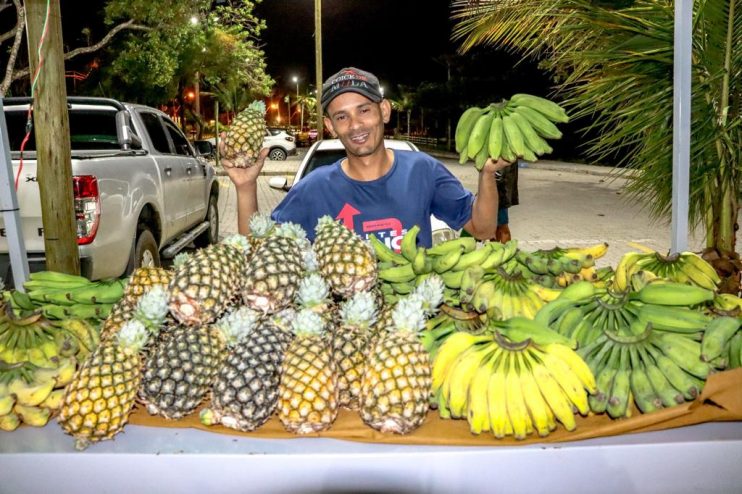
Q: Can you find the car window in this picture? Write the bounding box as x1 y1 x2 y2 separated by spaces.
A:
5 108 121 151
163 119 192 156
139 112 171 154
303 149 347 177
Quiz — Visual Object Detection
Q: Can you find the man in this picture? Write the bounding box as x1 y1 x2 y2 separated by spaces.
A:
223 67 512 246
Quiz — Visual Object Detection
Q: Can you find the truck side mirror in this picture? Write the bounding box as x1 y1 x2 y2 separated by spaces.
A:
193 140 214 158
115 110 142 150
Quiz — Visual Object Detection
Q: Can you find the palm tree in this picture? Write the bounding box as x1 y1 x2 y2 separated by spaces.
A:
451 0 740 290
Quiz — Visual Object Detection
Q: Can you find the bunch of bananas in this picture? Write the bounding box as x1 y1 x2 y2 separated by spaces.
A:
613 250 720 292
0 306 98 431
431 321 595 439
455 93 569 169
3 271 126 322
578 317 713 417
0 358 77 430
700 316 742 368
371 226 518 303
510 242 610 288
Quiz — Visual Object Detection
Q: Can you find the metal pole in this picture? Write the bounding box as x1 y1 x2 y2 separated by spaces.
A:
0 98 30 289
314 0 323 141
214 99 220 168
670 0 692 254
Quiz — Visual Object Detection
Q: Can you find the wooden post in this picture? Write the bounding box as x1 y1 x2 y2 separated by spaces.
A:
314 0 323 141
25 0 80 275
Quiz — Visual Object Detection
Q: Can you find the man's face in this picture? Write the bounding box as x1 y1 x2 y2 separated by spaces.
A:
324 92 390 158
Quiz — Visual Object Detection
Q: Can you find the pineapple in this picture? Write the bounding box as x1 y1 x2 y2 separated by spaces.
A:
221 101 267 168
100 267 172 340
313 215 377 299
360 293 438 434
243 223 307 314
169 234 250 326
139 316 232 419
200 308 295 432
332 291 377 409
278 309 338 434
58 319 150 450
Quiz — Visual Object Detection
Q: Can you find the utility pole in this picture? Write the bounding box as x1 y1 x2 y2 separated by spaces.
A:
26 0 80 275
314 0 323 141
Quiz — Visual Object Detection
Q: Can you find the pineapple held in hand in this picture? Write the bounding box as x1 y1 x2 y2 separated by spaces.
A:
313 215 378 299
222 101 267 168
278 309 338 434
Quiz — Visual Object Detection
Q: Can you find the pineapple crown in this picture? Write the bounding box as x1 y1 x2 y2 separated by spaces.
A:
340 291 377 328
295 273 330 308
271 307 297 331
302 248 319 273
222 234 251 255
248 213 276 238
291 308 325 336
315 215 337 234
391 296 426 334
215 307 258 346
246 100 267 115
172 252 191 269
134 286 169 335
412 275 445 317
116 320 150 351
275 222 308 242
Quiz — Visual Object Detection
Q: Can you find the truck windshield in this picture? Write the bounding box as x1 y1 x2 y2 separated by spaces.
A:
4 108 121 151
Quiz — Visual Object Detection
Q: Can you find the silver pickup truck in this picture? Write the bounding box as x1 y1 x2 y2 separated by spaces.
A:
0 97 219 283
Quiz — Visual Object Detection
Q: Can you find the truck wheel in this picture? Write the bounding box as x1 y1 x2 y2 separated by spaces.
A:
194 193 219 248
268 148 287 161
126 227 160 274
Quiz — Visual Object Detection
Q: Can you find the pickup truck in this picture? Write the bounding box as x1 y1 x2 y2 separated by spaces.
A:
0 97 219 283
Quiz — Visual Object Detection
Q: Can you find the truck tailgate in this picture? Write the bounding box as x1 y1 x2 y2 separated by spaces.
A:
0 160 45 252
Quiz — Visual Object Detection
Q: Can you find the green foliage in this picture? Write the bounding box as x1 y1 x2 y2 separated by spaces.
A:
451 0 741 253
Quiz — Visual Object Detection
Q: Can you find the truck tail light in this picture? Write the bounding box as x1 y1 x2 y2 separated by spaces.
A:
73 175 100 245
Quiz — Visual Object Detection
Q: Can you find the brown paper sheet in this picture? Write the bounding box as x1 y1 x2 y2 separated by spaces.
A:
128 367 742 446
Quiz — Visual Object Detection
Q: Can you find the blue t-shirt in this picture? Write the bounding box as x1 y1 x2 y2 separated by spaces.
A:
271 150 474 248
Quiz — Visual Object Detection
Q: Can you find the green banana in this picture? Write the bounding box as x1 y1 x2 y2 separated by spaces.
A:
511 111 552 157
513 105 563 139
400 225 421 262
701 316 742 363
636 304 710 334
452 246 494 272
605 347 631 419
651 332 711 379
502 114 526 159
645 344 702 400
634 282 714 306
368 233 407 265
432 245 466 274
455 106 487 153
492 316 575 348
439 270 465 289
487 114 505 160
378 263 416 283
427 237 477 257
467 111 495 160
509 93 569 123
412 247 433 275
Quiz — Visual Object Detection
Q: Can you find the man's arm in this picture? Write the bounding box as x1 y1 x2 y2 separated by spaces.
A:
462 158 513 240
220 136 269 236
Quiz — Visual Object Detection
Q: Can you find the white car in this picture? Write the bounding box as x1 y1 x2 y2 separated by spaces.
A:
268 138 458 245
206 128 297 161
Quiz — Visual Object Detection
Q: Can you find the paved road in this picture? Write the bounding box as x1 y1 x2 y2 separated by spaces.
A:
215 150 738 269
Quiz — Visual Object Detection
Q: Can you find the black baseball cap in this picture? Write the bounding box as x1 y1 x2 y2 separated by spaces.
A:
321 67 384 113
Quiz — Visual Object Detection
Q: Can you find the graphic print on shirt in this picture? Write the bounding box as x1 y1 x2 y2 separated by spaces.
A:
335 203 407 252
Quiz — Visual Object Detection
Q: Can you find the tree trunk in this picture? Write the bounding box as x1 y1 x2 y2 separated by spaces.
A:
26 0 80 275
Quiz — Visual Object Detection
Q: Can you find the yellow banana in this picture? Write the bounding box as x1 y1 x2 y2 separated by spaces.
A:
528 284 562 303
13 403 52 427
529 350 577 431
541 343 596 393
39 388 65 410
431 332 489 391
444 342 496 418
537 347 591 415
9 376 55 407
466 347 501 434
487 349 512 438
504 350 532 439
0 394 15 416
0 412 21 431
519 351 556 436
679 253 720 290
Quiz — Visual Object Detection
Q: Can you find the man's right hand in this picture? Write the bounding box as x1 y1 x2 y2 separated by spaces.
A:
219 131 269 189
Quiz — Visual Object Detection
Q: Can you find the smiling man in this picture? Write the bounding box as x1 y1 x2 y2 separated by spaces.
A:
225 67 512 246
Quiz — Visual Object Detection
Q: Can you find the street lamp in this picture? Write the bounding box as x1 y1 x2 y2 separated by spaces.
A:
292 76 300 129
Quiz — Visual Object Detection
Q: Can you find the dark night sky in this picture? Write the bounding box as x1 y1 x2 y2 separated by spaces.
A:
254 0 458 95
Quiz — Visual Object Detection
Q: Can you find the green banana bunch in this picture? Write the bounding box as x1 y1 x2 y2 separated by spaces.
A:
454 94 568 169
